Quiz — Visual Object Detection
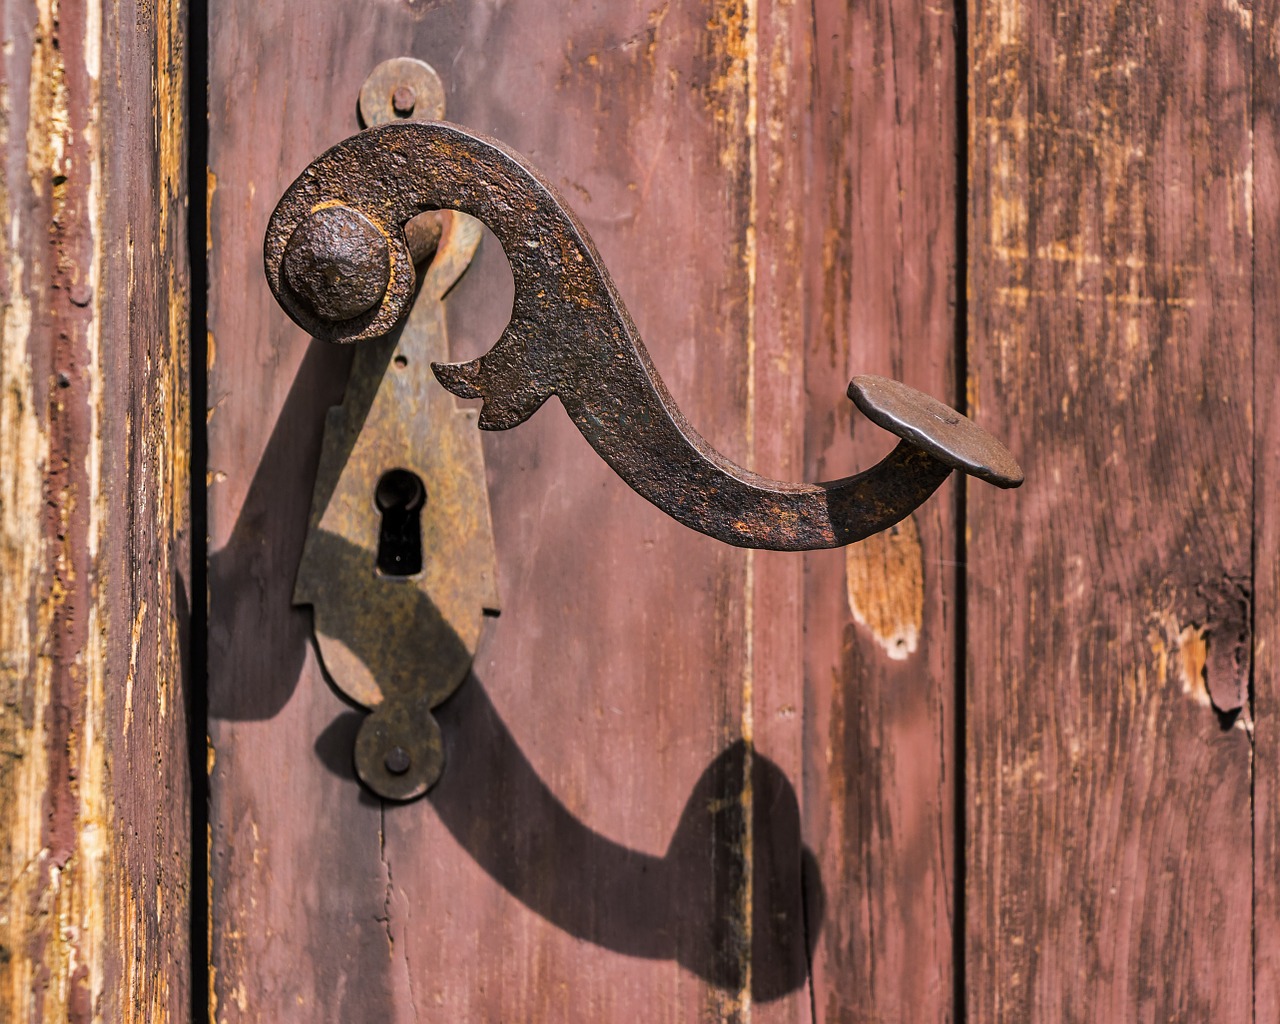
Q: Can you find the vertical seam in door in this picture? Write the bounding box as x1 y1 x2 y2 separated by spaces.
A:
740 0 760 1017
802 6 820 1016
953 0 970 1022
1249 5 1258 1020
187 0 211 1017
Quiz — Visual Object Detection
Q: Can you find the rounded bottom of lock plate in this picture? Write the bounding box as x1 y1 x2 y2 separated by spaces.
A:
354 702 444 801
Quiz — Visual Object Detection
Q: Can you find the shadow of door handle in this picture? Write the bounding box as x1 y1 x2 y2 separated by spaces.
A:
265 120 1022 551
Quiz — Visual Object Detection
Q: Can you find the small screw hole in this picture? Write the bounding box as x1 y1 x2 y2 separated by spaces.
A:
394 354 409 368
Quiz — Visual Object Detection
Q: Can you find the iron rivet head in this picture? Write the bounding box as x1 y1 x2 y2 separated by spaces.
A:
282 205 390 323
384 746 411 775
391 85 417 117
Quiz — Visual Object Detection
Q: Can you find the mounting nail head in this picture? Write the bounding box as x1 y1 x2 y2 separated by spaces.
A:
384 746 411 775
354 703 445 801
392 85 417 117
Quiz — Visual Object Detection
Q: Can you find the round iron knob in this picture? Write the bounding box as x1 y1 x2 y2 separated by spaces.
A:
282 205 390 323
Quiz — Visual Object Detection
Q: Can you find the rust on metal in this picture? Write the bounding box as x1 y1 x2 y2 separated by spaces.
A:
847 375 1023 487
293 207 498 800
358 57 444 129
266 119 1022 554
282 204 390 322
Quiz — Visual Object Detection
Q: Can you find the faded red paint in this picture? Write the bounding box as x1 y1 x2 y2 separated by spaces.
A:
968 0 1254 1019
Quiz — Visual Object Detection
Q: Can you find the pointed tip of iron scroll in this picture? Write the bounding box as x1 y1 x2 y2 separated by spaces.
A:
848 375 1024 489
432 359 485 399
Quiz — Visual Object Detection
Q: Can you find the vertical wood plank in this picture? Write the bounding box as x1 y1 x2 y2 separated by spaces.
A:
1254 0 1280 1017
0 0 191 1021
801 2 961 1020
206 8 387 1021
750 0 818 1016
967 2 1254 1019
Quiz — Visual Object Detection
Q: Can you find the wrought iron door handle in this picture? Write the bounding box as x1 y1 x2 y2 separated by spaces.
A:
265 120 1022 552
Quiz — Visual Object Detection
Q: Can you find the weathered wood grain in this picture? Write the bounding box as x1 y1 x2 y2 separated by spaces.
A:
967 1 1254 1019
0 0 191 1021
1255 1 1280 1018
800 2 962 1021
208 2 823 1020
748 0 819 1017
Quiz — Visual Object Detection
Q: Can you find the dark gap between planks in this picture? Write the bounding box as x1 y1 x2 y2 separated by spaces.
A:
187 0 211 1017
953 1 971 1021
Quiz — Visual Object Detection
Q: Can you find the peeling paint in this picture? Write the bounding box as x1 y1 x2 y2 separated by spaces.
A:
1175 623 1211 707
1223 0 1253 31
845 517 924 660
123 601 148 737
0 111 48 1024
705 0 756 173
1 0 189 1019
1149 612 1221 711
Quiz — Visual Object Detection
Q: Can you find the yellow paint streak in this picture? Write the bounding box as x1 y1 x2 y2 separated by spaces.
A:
154 0 183 250
154 0 187 744
740 1 759 1019
706 1 754 172
845 518 925 660
1 2 73 1019
206 170 217 252
704 4 761 1020
207 819 217 1024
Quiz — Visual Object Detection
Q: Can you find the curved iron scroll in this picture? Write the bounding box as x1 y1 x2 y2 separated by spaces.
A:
265 121 1021 551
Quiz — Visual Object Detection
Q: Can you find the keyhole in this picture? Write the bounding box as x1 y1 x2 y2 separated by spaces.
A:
375 469 425 576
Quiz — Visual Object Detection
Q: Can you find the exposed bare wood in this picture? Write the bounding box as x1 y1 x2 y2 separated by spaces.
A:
967 1 1254 1019
0 0 191 1020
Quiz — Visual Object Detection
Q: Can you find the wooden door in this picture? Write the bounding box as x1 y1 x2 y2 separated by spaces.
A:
3 0 1279 1021
204 0 1280 1021
206 2 960 1020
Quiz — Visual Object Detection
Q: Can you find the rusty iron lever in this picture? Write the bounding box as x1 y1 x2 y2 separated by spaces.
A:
265 119 1022 552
